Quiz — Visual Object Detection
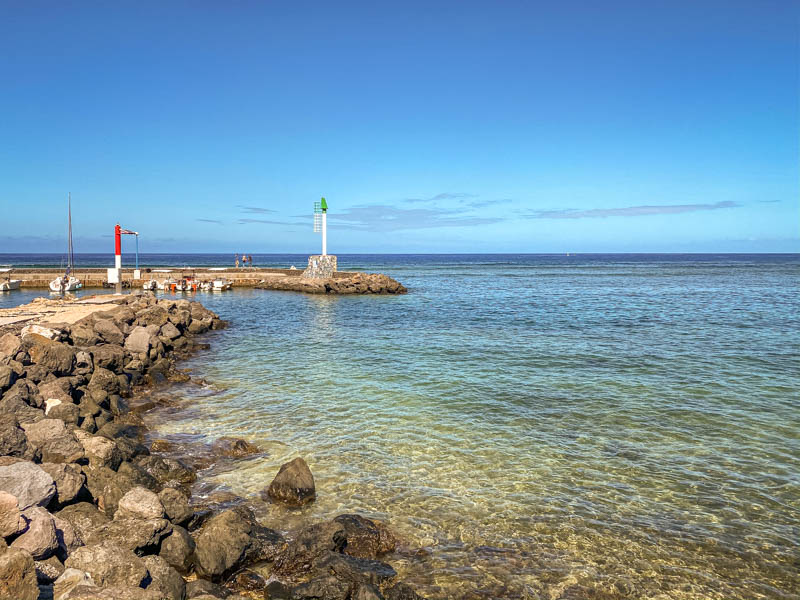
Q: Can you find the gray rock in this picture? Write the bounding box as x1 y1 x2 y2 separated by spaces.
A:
87 368 121 395
115 486 165 520
78 434 122 470
160 322 181 340
124 327 152 355
38 378 74 405
93 320 124 345
64 541 149 588
0 490 26 537
22 419 84 463
40 463 86 506
11 506 59 559
158 524 195 573
136 306 169 328
0 365 15 391
193 506 284 580
26 335 76 375
0 333 22 359
158 487 192 526
141 555 186 600
0 461 56 509
266 457 316 506
53 568 96 600
0 414 29 457
70 323 100 347
85 517 172 555
49 402 81 426
74 351 93 375
0 547 39 600
90 345 125 372
54 503 109 542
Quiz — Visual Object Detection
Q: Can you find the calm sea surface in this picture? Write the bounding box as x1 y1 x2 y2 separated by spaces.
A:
2 254 799 599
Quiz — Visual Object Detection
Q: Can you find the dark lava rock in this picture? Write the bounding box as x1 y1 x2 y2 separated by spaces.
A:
87 367 121 395
93 319 125 345
265 457 315 506
21 418 84 463
210 437 261 458
158 487 192 525
273 520 345 577
25 334 76 375
228 568 267 593
290 576 350 600
193 505 285 580
0 364 17 392
334 514 397 559
142 554 186 600
158 524 195 573
352 584 385 600
90 344 126 372
134 455 195 488
313 553 396 588
0 414 29 457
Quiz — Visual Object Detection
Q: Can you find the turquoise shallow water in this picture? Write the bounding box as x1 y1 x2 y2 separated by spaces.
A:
3 255 799 599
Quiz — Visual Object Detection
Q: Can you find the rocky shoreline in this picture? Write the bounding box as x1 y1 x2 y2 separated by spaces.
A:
254 273 407 295
0 293 424 600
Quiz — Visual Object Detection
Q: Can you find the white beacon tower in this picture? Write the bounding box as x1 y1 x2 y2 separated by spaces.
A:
305 197 336 279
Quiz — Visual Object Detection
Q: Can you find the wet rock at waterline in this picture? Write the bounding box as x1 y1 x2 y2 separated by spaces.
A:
265 457 316 506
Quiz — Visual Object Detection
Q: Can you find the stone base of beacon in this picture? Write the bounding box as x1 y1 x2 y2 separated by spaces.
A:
302 255 337 279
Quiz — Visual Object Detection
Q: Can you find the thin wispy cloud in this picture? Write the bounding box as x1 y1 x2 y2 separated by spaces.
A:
757 199 780 203
468 199 513 209
524 201 741 220
196 218 223 224
404 192 478 204
328 204 503 232
237 205 276 214
237 218 300 225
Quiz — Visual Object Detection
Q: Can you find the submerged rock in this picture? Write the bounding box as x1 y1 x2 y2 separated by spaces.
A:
265 457 316 506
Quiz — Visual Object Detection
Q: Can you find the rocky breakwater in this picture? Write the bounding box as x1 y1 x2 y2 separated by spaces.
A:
0 293 425 600
255 273 407 295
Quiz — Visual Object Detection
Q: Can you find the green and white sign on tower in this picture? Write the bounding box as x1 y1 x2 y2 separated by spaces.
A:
313 197 328 256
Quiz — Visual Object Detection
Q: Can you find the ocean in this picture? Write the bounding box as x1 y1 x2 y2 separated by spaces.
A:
2 254 798 599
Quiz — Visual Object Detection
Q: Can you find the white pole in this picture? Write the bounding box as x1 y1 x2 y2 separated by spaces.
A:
322 212 327 256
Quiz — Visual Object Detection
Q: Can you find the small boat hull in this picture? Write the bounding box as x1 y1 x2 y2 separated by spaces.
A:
49 276 82 293
0 279 21 291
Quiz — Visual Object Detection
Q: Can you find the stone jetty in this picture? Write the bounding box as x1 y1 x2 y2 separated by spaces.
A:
255 272 407 295
0 293 424 599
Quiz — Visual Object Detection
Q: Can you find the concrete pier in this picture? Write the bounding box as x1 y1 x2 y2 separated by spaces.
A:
4 267 350 289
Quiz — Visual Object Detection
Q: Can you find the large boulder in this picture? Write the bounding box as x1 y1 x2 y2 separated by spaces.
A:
273 520 345 577
38 378 74 405
40 463 86 506
160 322 181 340
64 541 149 588
0 414 29 457
93 320 124 346
21 418 84 463
70 322 100 347
25 334 76 375
0 547 39 600
136 306 169 328
158 487 192 526
265 457 316 506
90 345 126 372
87 368 121 396
192 506 284 580
77 434 122 470
334 514 397 559
0 365 15 392
0 333 22 359
0 490 26 537
0 461 56 509
85 518 172 555
10 506 59 559
124 327 152 355
158 524 195 573
141 555 186 600
54 503 109 542
115 487 165 521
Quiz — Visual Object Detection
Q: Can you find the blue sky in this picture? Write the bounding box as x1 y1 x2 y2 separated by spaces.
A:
0 1 797 254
